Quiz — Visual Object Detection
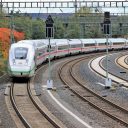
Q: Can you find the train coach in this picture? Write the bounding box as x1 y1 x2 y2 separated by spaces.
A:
8 38 128 78
8 40 47 77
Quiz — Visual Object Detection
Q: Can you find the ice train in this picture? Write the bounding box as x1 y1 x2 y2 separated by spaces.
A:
8 38 128 78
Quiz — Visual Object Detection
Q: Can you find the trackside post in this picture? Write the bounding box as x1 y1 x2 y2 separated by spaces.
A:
103 12 112 89
45 15 54 89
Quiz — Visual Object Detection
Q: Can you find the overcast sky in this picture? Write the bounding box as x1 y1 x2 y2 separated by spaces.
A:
2 0 128 13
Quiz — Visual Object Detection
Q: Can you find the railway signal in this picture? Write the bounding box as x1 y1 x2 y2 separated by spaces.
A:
103 12 111 35
45 15 54 38
45 15 54 89
103 12 112 89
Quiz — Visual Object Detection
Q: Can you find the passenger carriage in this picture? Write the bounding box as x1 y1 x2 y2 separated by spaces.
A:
94 38 109 51
80 39 97 52
8 38 128 78
55 39 69 57
33 39 47 66
109 38 127 50
68 39 83 54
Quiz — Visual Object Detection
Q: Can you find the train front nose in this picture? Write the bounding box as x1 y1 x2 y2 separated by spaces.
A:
10 65 31 77
9 58 31 77
10 47 31 77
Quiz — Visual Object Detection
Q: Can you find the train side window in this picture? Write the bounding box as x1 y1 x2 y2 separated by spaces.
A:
58 45 68 50
70 44 82 48
84 43 95 47
47 45 56 52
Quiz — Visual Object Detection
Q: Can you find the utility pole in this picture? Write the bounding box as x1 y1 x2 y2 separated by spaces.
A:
0 0 2 14
45 15 54 89
124 7 125 14
106 34 109 81
103 12 112 89
10 10 15 44
74 0 77 16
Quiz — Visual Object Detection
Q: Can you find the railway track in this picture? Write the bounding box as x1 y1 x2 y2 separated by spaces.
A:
9 78 66 128
59 55 128 127
98 55 128 87
116 54 128 71
6 51 128 128
0 73 10 83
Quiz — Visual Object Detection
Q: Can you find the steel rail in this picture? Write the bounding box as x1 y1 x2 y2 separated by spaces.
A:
27 79 66 128
10 82 32 128
59 54 128 126
7 48 128 128
98 56 128 86
116 54 128 70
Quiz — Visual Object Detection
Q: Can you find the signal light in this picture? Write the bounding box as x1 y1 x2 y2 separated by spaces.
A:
45 15 54 38
103 12 111 35
104 12 110 21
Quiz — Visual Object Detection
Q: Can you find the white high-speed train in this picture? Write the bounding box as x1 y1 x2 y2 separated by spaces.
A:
8 38 128 78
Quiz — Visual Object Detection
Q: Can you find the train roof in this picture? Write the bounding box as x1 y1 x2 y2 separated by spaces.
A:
49 39 82 46
11 38 127 49
80 39 96 44
12 39 47 48
50 39 69 46
68 39 82 44
10 41 33 48
108 38 126 43
81 38 127 44
38 38 127 46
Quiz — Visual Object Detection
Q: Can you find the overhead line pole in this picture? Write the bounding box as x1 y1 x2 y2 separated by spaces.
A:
75 0 77 15
1 0 2 14
45 15 54 90
10 5 15 44
103 12 112 89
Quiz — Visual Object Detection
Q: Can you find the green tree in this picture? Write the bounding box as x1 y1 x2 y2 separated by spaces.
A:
0 9 9 28
76 7 103 38
54 18 65 38
63 7 94 38
32 19 45 39
84 25 103 38
14 16 32 39
64 22 80 38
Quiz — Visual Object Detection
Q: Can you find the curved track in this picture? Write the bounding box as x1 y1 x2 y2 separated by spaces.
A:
9 78 66 128
90 55 128 87
6 50 128 128
116 55 128 70
59 55 128 127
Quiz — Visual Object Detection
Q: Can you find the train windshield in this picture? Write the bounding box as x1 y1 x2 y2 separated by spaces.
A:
15 47 28 59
